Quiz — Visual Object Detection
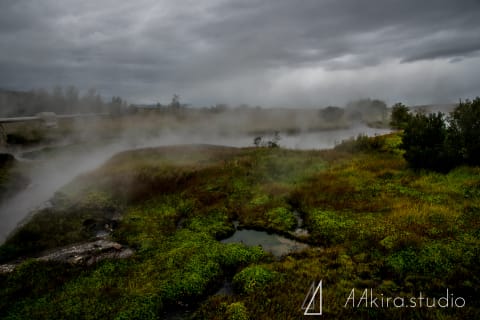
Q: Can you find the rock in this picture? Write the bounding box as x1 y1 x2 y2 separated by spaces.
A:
0 240 134 274
0 264 16 273
293 228 310 237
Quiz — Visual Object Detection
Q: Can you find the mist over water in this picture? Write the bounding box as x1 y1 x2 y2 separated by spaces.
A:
0 125 390 243
0 141 127 243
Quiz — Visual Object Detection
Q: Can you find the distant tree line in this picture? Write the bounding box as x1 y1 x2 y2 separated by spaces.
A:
394 98 480 172
345 98 388 123
0 86 127 117
317 99 389 125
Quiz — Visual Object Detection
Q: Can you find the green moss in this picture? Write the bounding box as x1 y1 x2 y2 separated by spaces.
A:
232 265 275 294
184 209 234 239
265 207 297 231
306 209 356 245
226 302 249 320
249 193 269 206
1 135 479 319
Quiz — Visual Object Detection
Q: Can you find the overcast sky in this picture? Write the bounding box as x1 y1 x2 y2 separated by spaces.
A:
1 0 479 107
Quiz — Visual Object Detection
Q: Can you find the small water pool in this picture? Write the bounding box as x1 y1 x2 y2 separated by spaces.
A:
221 228 309 257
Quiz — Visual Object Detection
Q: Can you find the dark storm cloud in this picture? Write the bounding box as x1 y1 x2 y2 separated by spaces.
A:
0 0 479 106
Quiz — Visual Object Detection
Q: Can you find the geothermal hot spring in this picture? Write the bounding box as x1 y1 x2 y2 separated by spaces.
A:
0 125 390 243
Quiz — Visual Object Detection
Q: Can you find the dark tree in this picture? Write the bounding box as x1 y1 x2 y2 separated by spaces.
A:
320 106 344 122
170 94 181 109
390 103 411 129
51 86 65 114
80 88 104 113
65 85 79 113
448 97 480 166
109 96 125 115
253 136 262 147
402 112 456 172
346 98 387 122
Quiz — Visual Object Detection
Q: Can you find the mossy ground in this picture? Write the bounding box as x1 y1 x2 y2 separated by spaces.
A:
1 134 479 319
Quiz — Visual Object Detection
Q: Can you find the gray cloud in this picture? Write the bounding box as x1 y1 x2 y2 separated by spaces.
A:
0 0 479 107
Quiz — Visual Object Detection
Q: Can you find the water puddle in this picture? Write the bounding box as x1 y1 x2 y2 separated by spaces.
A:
215 279 234 296
292 210 310 237
221 228 309 257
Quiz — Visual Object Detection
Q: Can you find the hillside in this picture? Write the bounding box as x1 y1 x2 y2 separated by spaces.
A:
0 133 479 319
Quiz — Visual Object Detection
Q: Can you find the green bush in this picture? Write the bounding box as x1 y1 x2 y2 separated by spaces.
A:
335 134 384 153
265 207 297 231
402 112 457 172
226 302 249 320
221 244 265 268
449 97 480 165
306 209 355 245
390 102 411 129
114 294 161 320
232 266 275 294
401 97 480 171
386 237 480 279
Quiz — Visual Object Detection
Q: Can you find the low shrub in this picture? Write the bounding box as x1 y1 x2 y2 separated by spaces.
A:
232 265 275 294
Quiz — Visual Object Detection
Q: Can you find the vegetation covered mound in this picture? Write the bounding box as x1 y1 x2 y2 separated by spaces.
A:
0 135 479 319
